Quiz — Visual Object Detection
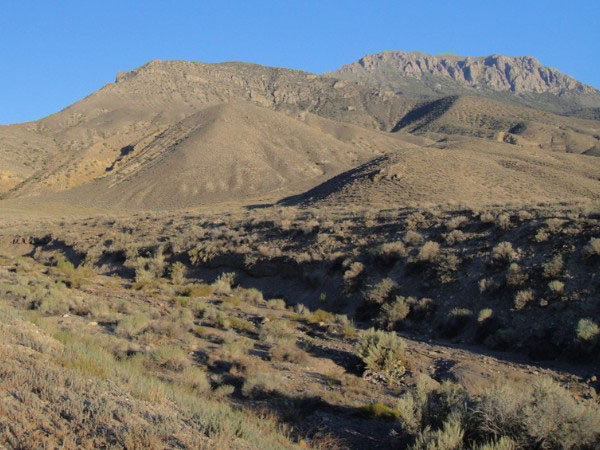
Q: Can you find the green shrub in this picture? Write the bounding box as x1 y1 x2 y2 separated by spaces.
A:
151 345 191 372
266 298 286 310
576 318 599 341
116 314 150 338
378 296 410 330
168 262 186 285
259 320 295 345
52 259 94 289
548 280 565 295
355 328 408 381
360 402 402 421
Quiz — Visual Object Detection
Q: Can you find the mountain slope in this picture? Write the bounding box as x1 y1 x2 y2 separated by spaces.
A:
1 61 416 199
330 51 600 116
391 95 600 154
27 102 418 209
281 138 600 207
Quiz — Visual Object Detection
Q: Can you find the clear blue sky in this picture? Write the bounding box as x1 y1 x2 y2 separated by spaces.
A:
1 0 599 125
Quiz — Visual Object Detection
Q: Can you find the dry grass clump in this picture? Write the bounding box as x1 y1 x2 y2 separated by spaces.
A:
343 261 364 283
266 298 287 310
506 263 528 286
444 229 466 245
542 254 564 278
477 308 494 323
446 215 468 231
492 242 518 263
546 218 565 232
583 238 600 258
514 289 534 310
212 272 236 295
259 319 296 345
268 342 310 364
178 283 213 298
168 261 186 284
495 213 511 230
535 228 550 242
404 230 424 245
376 241 407 262
405 212 428 230
355 328 408 382
417 241 440 263
151 345 191 371
115 314 151 338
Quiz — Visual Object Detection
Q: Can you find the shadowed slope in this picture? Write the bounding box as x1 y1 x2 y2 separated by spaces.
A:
393 96 600 154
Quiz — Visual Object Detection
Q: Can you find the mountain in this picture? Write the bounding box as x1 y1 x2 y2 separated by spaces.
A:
1 57 599 210
329 51 600 116
0 61 417 201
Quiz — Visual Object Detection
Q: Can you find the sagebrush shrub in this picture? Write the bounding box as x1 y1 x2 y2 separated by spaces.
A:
212 272 236 295
400 378 600 449
505 263 527 286
365 278 398 304
378 296 411 330
542 254 564 278
492 242 517 263
355 328 407 381
514 289 534 310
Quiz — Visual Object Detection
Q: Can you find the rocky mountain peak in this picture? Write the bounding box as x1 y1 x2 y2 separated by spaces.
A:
334 51 596 95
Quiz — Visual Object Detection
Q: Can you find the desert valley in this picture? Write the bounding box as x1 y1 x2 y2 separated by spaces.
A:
1 50 600 449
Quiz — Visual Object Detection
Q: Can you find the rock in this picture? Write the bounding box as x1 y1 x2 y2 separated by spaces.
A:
333 51 598 95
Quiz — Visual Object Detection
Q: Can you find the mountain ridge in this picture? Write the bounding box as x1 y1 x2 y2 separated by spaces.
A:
330 51 600 116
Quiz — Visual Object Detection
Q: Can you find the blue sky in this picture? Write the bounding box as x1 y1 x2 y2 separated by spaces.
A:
1 0 599 125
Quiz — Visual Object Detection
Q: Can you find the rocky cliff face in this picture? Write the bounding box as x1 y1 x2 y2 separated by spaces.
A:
333 52 597 95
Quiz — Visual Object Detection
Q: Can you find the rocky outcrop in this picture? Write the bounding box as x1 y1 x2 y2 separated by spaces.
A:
332 51 598 95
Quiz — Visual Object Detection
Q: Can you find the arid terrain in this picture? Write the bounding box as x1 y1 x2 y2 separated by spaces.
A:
1 52 600 449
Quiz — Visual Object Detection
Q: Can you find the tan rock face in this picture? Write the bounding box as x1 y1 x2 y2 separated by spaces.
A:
335 51 596 95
